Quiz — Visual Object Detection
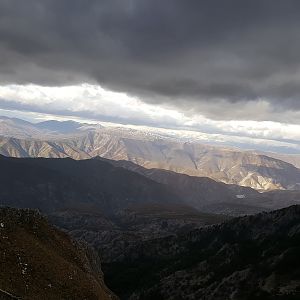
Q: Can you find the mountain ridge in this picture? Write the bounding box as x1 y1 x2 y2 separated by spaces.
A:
1 116 300 191
2 154 299 217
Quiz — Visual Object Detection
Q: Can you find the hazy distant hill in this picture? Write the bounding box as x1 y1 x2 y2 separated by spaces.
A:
0 116 92 138
1 116 300 191
260 151 300 169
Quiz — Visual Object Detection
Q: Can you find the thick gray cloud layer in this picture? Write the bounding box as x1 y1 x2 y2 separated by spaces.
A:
1 0 300 120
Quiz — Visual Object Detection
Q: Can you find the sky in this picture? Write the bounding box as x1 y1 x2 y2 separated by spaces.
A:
0 0 300 153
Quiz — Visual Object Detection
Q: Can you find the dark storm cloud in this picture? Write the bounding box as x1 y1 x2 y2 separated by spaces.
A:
1 0 300 119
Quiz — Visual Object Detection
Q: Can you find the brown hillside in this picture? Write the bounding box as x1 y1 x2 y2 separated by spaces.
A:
0 207 117 300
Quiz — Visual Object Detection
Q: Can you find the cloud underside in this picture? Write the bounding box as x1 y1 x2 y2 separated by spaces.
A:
1 84 300 155
1 0 300 122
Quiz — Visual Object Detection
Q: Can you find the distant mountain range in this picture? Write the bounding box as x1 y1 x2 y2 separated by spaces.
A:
1 116 300 191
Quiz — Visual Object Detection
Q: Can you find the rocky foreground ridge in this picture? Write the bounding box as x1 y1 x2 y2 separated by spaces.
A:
0 207 117 300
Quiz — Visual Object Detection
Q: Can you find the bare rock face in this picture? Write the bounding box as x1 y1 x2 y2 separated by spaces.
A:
0 207 117 300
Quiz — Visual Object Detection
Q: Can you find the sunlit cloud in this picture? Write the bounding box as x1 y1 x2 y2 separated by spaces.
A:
0 83 300 154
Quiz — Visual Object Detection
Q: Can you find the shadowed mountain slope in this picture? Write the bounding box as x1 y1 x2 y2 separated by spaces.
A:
97 157 300 214
102 205 300 299
99 158 259 209
0 155 182 214
1 155 299 217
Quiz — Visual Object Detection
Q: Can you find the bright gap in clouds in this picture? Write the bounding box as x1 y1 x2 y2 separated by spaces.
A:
0 83 186 127
0 83 300 154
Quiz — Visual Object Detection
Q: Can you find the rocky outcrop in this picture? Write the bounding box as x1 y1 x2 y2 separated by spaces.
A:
0 207 117 300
